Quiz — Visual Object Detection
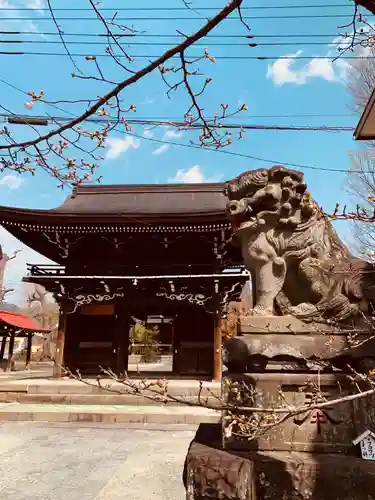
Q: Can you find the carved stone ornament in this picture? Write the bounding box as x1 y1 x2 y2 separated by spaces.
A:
225 165 375 323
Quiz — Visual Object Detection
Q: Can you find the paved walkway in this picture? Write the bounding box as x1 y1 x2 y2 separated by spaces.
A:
0 422 195 499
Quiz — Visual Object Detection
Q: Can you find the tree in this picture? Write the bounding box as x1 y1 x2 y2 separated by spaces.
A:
0 0 251 187
25 284 59 360
1 1 375 188
0 245 20 302
129 320 161 364
345 44 375 258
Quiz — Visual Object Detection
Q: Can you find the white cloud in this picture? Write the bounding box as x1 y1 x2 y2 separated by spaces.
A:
0 226 55 305
152 144 169 155
266 51 335 86
0 175 24 190
328 32 371 82
266 33 371 86
105 136 141 159
0 0 44 33
168 165 222 184
304 58 335 81
163 129 183 139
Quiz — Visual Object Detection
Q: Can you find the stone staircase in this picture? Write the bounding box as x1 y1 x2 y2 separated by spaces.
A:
0 372 221 425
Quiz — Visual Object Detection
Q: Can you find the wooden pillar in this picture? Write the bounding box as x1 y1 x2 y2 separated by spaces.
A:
0 337 6 361
114 309 130 377
7 334 15 372
213 315 222 381
26 334 33 368
53 311 66 378
171 323 178 374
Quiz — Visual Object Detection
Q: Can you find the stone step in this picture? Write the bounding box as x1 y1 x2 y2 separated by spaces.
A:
0 392 220 406
0 403 220 425
0 379 221 397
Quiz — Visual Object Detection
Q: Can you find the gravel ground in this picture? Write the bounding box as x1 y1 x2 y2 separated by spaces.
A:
0 422 196 500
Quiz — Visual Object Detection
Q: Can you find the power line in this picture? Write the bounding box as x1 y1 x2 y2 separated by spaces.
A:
0 5 355 11
0 51 372 60
0 113 355 131
0 77 359 174
0 39 362 47
0 80 354 120
0 31 366 39
98 128 359 173
0 112 357 120
2 14 371 21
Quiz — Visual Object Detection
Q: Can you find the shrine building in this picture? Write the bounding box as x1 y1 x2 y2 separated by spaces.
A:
0 182 248 380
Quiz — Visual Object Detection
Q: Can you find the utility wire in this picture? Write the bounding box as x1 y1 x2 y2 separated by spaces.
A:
0 39 364 47
2 14 372 21
0 78 359 174
0 113 355 131
0 31 363 38
0 79 355 121
0 112 355 120
89 128 361 173
0 5 356 11
0 51 372 60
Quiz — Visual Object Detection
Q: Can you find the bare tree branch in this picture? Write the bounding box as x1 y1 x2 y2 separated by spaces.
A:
64 364 375 441
0 0 243 154
46 0 84 75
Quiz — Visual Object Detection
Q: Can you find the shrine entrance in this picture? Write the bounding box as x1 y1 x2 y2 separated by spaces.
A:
1 182 248 379
125 303 216 378
63 297 219 378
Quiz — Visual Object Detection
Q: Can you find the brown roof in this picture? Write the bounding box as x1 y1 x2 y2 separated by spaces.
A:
55 182 227 217
0 182 229 223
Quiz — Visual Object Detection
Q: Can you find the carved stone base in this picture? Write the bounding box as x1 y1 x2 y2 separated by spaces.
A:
185 425 375 499
222 373 375 453
223 316 375 373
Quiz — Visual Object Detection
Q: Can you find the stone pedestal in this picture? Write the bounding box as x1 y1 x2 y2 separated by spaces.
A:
222 372 362 453
185 315 375 499
185 433 375 500
223 316 375 373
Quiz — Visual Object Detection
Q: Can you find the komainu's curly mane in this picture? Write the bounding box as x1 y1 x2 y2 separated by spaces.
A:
225 165 375 322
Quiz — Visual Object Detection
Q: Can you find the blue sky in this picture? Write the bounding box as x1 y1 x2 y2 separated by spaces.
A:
0 0 371 301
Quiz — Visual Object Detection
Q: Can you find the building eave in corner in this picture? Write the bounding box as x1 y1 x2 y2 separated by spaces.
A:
354 85 375 140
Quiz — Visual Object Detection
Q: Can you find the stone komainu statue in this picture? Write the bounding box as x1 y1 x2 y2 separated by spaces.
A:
225 165 375 322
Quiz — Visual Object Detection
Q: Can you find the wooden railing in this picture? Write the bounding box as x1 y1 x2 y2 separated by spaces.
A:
26 264 65 276
26 263 247 278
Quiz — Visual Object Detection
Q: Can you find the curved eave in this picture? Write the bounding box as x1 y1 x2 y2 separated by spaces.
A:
1 223 62 263
0 312 51 333
0 205 234 265
0 205 228 224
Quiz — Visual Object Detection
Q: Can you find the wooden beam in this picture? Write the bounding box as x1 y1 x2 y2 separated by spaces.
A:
114 310 130 376
213 316 222 381
53 311 66 378
26 334 33 368
0 337 6 361
7 334 15 372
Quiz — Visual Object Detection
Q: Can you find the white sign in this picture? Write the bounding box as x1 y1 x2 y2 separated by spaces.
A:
360 436 375 461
